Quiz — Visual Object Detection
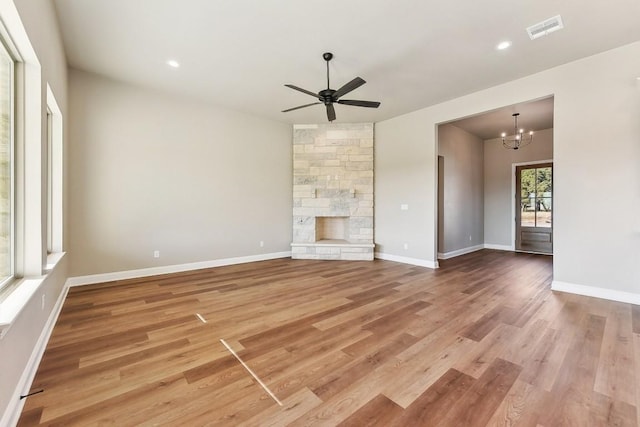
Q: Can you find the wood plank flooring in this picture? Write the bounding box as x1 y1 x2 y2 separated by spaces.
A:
18 250 639 426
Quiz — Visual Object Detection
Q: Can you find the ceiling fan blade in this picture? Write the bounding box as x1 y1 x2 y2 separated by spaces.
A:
326 104 336 122
282 102 322 113
284 84 319 98
332 77 366 99
337 99 381 108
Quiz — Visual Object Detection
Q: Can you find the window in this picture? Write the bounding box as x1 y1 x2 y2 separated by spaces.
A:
519 165 553 228
46 107 52 253
0 0 58 339
46 85 63 258
0 39 14 287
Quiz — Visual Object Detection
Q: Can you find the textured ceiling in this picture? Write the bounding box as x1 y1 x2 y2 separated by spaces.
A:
53 0 640 125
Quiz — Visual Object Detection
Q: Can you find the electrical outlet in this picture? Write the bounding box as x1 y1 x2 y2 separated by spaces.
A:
403 243 409 250
401 204 409 211
469 235 472 241
41 294 45 310
259 241 264 247
153 250 160 258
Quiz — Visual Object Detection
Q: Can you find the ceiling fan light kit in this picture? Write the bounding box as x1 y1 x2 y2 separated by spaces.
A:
282 52 381 122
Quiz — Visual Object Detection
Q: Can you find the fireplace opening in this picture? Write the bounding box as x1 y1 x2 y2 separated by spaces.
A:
315 216 349 242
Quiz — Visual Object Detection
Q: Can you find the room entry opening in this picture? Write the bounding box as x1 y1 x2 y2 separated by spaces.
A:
515 163 553 254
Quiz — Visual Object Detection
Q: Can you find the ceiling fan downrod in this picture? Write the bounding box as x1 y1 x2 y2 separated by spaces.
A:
323 52 333 90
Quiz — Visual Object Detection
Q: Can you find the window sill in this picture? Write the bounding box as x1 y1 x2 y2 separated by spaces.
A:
45 252 65 273
0 251 66 339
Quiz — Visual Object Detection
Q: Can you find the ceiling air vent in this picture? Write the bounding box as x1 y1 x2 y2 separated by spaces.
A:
526 15 564 40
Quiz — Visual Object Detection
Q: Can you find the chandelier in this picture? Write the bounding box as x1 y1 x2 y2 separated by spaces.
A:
501 113 533 150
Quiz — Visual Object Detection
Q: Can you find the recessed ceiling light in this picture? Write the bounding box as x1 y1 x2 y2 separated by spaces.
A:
166 59 180 68
496 41 512 50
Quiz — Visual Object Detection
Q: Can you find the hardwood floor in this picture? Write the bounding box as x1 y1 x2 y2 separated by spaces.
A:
18 250 639 426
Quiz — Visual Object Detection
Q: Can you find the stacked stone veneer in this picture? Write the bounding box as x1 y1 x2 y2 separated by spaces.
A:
291 123 374 261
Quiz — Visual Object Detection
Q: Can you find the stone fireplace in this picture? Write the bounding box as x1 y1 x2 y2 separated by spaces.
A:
291 123 374 260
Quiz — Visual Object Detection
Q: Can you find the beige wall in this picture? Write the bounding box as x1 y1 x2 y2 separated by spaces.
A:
1 0 69 422
484 128 553 247
375 110 435 265
14 0 67 102
437 124 484 255
68 69 292 276
376 40 640 299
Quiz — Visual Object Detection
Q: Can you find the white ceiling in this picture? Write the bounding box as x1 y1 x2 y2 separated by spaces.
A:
447 97 554 140
52 0 640 125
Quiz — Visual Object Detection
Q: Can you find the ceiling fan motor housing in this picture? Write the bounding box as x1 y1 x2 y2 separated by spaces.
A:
319 89 336 104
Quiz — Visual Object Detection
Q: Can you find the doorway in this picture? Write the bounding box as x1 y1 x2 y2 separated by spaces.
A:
437 96 554 259
515 162 553 254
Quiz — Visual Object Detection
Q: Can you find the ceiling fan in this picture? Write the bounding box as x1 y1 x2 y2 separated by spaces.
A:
282 52 380 122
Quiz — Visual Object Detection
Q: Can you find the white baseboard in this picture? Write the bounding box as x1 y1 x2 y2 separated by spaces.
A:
437 244 484 260
374 252 439 269
551 280 640 306
483 243 514 251
437 243 515 260
66 251 292 287
2 284 69 427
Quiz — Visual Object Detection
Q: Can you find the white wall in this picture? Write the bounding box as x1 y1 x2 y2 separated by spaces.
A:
484 128 553 248
376 41 640 302
0 0 69 423
68 70 293 276
437 124 484 255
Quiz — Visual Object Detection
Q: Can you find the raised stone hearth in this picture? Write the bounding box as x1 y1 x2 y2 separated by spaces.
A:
291 123 374 261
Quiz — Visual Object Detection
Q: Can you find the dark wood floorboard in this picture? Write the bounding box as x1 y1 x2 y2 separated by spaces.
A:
16 250 639 426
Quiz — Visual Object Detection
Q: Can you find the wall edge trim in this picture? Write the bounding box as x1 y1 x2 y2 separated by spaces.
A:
437 244 484 260
374 252 439 269
2 285 69 427
483 243 514 251
551 280 640 306
66 252 292 287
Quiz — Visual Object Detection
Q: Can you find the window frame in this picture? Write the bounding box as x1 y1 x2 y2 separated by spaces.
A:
0 0 50 340
0 24 17 291
46 84 63 260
